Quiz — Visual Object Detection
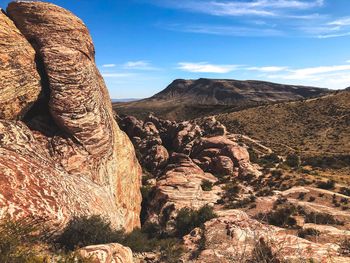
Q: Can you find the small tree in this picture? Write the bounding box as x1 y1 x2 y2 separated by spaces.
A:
201 180 213 191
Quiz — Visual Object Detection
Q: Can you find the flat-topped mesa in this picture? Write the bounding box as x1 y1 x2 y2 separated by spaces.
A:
0 2 141 232
0 9 41 120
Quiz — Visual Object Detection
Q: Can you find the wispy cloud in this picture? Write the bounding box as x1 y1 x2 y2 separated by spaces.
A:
123 60 158 70
102 64 116 68
177 62 239 73
164 23 283 37
154 0 324 17
265 64 350 88
247 66 288 72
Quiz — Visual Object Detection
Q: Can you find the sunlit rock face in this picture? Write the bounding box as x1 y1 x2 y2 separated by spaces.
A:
0 2 141 232
0 10 41 120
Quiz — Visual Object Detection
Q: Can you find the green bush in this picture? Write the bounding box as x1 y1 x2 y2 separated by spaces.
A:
175 205 216 237
201 180 213 191
285 154 300 168
256 205 297 228
297 228 320 238
0 217 43 263
316 180 335 190
56 215 124 251
304 212 343 225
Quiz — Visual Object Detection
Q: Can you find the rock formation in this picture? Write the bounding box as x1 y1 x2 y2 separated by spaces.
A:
118 114 260 229
0 2 141 232
78 243 133 263
0 10 41 120
183 210 349 262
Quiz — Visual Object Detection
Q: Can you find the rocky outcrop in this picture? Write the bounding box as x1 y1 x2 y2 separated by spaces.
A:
146 153 221 227
0 10 41 120
183 210 349 262
78 243 133 263
0 2 141 232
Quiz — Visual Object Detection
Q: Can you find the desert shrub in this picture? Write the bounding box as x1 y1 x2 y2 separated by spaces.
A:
302 155 350 169
257 205 297 228
0 217 44 263
285 154 301 168
340 187 350 197
271 170 283 178
297 228 320 238
308 196 316 202
223 182 241 200
316 180 335 190
338 238 350 256
56 215 124 251
248 148 259 163
298 192 306 200
256 187 273 197
140 185 156 224
159 238 184 263
175 205 216 237
248 238 280 263
304 212 343 225
201 180 213 191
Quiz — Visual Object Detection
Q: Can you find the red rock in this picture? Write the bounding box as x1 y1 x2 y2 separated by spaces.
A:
0 10 41 120
0 2 141 232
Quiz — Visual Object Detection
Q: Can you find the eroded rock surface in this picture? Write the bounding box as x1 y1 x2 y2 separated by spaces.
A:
183 210 349 262
78 243 133 263
0 10 41 120
0 2 141 232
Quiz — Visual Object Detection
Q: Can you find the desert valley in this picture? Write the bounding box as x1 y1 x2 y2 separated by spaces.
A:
0 1 350 263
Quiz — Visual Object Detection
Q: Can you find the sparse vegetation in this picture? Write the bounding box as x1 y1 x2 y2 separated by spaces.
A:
304 212 343 225
297 228 320 238
316 180 335 190
248 238 280 263
256 204 297 228
339 238 350 256
201 180 213 191
175 205 216 237
285 154 300 168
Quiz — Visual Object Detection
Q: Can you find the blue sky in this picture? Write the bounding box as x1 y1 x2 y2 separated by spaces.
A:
1 0 350 98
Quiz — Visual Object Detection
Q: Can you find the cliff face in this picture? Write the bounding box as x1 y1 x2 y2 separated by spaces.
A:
0 2 141 232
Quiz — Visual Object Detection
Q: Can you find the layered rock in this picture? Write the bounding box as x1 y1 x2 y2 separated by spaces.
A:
78 243 133 263
0 2 141 232
0 10 41 120
183 210 349 262
146 153 221 227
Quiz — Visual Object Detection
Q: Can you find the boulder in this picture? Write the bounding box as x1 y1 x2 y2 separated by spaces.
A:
183 210 348 262
78 243 133 263
0 10 41 120
146 153 221 228
0 2 141 231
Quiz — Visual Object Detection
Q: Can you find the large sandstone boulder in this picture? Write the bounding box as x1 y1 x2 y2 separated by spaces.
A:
78 243 133 263
0 2 141 232
146 153 221 228
0 10 41 120
183 210 348 262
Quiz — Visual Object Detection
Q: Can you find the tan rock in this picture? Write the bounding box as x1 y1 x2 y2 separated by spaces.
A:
78 243 133 263
0 10 41 120
184 210 348 262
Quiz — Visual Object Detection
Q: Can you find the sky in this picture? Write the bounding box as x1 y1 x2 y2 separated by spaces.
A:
1 0 350 99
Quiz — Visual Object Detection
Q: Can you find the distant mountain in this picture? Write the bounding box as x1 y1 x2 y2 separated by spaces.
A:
111 98 140 103
113 78 330 120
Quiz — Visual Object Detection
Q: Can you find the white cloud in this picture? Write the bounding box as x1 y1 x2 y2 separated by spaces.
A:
265 64 350 88
155 0 324 17
123 60 158 70
328 17 350 26
347 60 350 63
177 62 238 73
318 32 350 39
166 24 283 37
247 66 288 72
102 64 116 68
